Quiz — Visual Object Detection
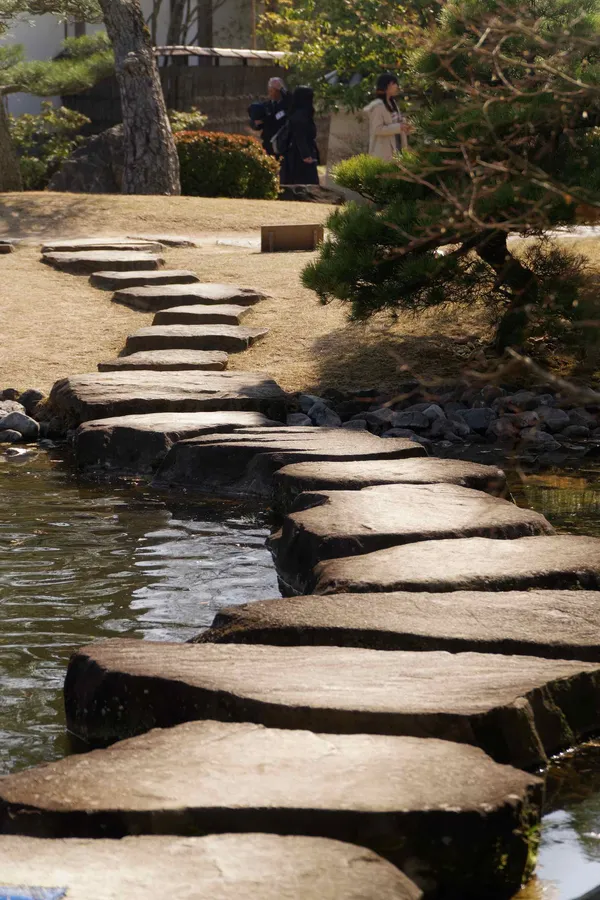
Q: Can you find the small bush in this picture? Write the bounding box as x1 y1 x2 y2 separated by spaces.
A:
175 131 280 199
168 107 207 133
9 102 90 190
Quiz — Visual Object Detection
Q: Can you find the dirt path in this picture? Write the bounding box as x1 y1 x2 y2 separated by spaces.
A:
0 193 493 394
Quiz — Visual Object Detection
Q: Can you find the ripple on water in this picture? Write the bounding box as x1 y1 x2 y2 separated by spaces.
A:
0 450 279 774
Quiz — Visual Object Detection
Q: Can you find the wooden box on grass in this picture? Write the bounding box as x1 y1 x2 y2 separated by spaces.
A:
261 224 324 253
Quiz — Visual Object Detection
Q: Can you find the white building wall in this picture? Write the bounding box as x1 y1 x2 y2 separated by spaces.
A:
1 0 249 118
1 17 105 115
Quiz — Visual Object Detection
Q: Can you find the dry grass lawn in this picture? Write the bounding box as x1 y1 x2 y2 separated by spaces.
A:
2 193 599 395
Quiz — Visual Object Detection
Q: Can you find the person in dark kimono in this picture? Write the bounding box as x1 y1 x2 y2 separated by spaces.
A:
248 77 290 157
280 86 320 185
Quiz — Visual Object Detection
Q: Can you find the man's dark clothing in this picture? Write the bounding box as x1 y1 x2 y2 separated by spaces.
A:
249 92 290 156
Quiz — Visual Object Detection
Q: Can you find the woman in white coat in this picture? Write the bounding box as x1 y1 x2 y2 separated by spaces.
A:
364 73 410 161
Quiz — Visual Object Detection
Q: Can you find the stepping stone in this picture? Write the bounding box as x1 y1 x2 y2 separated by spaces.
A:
128 233 197 247
313 534 600 595
46 372 288 427
0 718 541 898
153 304 252 326
154 427 426 498
123 324 268 355
64 637 600 767
98 349 228 372
42 251 164 275
0 834 420 900
273 457 506 514
112 283 264 311
271 483 553 594
90 269 199 290
74 411 282 473
203 589 600 661
41 238 164 253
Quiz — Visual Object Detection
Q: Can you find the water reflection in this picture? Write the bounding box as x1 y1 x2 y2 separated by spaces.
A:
0 449 279 774
518 745 600 900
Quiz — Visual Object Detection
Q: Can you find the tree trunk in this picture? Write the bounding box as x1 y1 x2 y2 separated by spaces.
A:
167 0 186 44
476 230 538 351
98 0 180 195
0 98 22 193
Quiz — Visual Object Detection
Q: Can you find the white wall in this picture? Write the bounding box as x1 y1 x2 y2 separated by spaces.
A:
1 0 250 117
1 17 105 115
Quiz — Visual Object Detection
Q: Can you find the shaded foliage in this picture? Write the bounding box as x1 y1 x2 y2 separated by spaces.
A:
175 131 280 199
304 0 600 349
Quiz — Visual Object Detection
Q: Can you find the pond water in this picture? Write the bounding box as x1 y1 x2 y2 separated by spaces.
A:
2 447 600 899
0 449 278 774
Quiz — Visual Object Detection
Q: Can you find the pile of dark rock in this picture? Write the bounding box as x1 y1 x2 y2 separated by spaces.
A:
287 380 600 459
0 388 51 446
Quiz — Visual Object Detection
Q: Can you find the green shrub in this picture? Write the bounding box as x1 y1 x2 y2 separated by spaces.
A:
168 107 207 133
175 131 280 199
9 102 90 190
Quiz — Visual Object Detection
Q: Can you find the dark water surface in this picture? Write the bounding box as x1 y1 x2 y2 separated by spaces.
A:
0 448 279 774
3 449 600 899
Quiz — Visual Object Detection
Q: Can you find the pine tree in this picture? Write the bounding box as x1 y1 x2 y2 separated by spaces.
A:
303 0 600 349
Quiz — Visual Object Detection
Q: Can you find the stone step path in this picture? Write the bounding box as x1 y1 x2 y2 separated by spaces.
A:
113 282 265 310
273 457 506 514
41 238 165 253
98 348 229 372
42 250 164 275
202 589 600 661
128 233 197 247
154 427 426 498
90 269 199 290
64 637 600 767
123 324 269 355
74 411 281 474
271 483 553 594
0 834 421 900
313 534 600 595
0 718 541 899
45 371 288 427
153 303 252 326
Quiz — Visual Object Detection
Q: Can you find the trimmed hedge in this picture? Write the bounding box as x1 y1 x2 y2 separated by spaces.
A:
175 131 280 199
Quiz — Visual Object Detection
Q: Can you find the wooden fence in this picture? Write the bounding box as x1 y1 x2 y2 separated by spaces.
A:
63 67 330 163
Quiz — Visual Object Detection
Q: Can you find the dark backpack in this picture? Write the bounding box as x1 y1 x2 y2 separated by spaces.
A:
248 101 268 130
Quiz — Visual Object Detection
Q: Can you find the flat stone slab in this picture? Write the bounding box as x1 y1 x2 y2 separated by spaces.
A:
42 251 164 274
113 282 264 311
90 269 199 290
314 534 600 595
271 484 553 594
0 718 540 898
154 427 426 499
153 304 252 326
203 589 600 661
123 324 268 355
98 349 228 372
128 233 197 247
41 238 164 253
46 372 288 427
74 411 282 473
64 637 600 767
273 457 506 514
0 834 420 900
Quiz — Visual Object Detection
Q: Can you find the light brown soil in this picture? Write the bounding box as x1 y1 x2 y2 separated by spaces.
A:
2 192 597 396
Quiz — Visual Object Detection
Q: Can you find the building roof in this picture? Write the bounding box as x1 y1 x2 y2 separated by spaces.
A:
155 46 286 61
